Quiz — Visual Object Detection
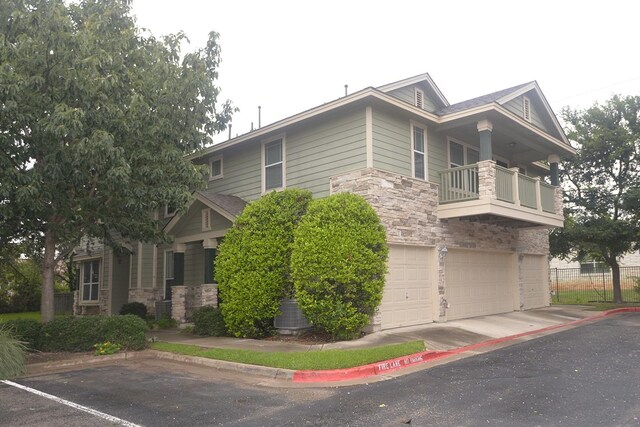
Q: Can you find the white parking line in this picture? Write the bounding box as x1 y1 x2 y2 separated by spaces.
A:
1 380 143 427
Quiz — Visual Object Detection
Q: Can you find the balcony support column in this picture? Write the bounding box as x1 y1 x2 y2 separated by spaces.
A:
477 120 493 161
548 154 560 186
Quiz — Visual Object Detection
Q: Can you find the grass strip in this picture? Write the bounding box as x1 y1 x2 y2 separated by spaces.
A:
151 340 425 371
0 312 41 322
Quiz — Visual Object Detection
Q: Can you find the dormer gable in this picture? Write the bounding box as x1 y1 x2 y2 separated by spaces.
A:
377 73 449 113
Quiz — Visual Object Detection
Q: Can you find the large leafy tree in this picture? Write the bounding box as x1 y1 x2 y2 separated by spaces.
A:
550 95 640 303
0 0 233 321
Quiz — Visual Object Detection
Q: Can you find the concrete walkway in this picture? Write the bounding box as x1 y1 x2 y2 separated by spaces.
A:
148 305 595 353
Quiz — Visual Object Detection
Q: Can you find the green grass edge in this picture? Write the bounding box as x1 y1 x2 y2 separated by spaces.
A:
151 340 426 371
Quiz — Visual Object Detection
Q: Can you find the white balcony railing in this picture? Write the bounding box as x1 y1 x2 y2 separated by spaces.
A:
438 162 561 224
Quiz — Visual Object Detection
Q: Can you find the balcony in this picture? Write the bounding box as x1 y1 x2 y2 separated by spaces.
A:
437 160 563 227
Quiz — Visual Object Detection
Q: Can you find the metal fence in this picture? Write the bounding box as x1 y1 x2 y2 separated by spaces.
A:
550 266 640 304
54 292 74 314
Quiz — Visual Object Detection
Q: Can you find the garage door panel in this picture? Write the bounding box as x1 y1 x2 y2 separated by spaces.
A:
446 249 516 320
380 245 435 329
522 255 548 309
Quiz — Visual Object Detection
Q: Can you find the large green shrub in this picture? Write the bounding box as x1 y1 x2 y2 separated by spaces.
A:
2 318 42 351
0 327 27 379
191 305 227 336
216 189 312 337
291 193 388 340
41 315 148 352
119 302 148 319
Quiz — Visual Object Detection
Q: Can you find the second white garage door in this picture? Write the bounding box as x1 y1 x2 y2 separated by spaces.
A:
445 249 516 320
380 245 435 329
522 254 549 309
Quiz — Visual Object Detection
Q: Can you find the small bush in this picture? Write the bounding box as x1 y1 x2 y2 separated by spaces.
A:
94 341 121 356
0 327 27 379
216 189 312 337
192 306 228 336
291 193 388 340
119 302 148 319
41 315 148 352
155 315 178 329
2 318 42 351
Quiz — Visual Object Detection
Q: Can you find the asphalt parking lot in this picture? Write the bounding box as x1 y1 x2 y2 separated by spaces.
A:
2 313 639 426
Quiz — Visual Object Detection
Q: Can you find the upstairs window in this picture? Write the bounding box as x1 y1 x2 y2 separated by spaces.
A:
164 204 176 218
415 88 425 109
523 96 532 122
263 137 285 191
412 125 426 179
209 156 223 180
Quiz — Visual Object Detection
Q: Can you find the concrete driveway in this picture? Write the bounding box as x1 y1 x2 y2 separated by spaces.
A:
3 312 639 426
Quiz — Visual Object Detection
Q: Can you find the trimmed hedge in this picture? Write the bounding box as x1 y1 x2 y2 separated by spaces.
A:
191 306 227 336
119 302 148 319
2 318 42 351
2 315 149 352
291 193 388 340
216 189 312 337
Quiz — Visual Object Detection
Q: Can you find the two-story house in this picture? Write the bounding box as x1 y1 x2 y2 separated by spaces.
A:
73 73 575 331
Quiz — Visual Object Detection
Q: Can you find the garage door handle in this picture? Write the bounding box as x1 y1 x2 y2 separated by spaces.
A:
406 292 409 300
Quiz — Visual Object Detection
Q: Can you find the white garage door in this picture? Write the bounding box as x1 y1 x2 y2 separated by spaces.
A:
522 255 549 310
445 249 516 320
380 245 435 329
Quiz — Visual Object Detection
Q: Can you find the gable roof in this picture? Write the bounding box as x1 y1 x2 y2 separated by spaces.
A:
436 82 532 115
377 72 450 107
195 190 246 219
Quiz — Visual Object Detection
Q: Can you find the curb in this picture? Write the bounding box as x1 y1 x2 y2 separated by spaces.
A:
292 307 640 383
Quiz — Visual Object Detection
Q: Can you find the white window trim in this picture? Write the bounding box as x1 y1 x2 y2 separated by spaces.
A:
163 250 174 300
201 208 212 231
415 88 425 109
79 259 101 304
494 153 510 168
447 137 479 168
523 96 532 122
410 121 428 180
164 204 176 218
209 156 223 180
261 133 286 193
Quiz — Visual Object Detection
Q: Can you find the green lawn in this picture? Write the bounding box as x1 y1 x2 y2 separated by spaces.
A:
151 340 426 370
0 312 41 322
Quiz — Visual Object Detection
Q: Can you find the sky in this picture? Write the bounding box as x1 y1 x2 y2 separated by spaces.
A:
131 0 640 143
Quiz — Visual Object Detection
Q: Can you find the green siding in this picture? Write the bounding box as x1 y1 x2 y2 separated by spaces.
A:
286 108 367 198
130 250 137 288
503 96 552 134
202 143 262 201
428 130 448 182
372 109 411 176
140 243 155 289
371 109 447 183
111 250 130 314
101 249 110 289
184 242 204 286
386 85 438 112
171 200 232 240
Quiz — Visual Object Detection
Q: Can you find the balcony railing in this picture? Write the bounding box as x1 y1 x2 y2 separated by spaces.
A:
438 162 561 226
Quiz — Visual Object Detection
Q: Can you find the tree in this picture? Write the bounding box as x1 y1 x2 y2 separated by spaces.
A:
291 193 388 340
215 189 312 337
0 0 233 322
550 95 640 304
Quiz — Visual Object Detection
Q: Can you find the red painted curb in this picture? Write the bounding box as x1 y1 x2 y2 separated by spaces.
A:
292 307 639 383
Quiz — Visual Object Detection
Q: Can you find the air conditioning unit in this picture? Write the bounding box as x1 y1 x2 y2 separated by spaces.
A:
274 298 311 334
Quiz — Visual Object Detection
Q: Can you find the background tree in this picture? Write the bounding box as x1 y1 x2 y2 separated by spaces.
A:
0 0 233 321
291 193 388 340
550 95 640 303
215 189 312 338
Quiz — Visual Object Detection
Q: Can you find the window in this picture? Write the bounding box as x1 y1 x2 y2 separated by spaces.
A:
209 156 223 180
263 137 285 191
412 124 427 180
415 88 424 109
580 260 609 274
448 139 479 168
523 96 531 122
164 204 176 218
81 260 100 302
165 251 174 281
201 208 212 231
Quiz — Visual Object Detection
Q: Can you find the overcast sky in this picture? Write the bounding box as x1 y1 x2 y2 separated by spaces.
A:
131 0 640 143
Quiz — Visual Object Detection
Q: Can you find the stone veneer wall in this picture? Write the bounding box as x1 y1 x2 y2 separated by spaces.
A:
128 288 163 315
331 168 552 323
171 284 218 323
